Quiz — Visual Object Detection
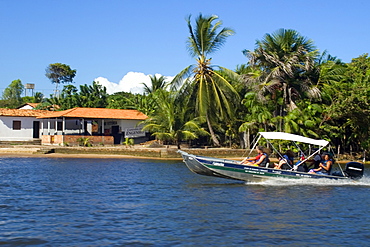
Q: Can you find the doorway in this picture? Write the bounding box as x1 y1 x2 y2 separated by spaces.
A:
33 121 40 138
111 125 122 144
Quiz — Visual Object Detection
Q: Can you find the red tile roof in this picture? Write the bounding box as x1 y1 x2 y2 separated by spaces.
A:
0 108 49 117
37 107 148 120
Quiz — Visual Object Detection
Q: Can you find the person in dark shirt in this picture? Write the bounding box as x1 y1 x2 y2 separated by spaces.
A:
308 152 333 175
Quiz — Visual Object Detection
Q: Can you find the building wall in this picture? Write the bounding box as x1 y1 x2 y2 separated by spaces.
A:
41 135 114 145
18 105 34 110
39 119 143 136
0 116 146 143
103 119 143 135
0 116 39 141
40 119 81 135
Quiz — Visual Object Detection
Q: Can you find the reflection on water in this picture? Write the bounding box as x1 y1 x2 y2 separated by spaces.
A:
0 157 370 246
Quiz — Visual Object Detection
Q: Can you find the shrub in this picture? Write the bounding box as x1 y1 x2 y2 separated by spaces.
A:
77 137 92 147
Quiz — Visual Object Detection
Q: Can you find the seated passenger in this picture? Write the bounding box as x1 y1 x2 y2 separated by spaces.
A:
241 146 269 167
306 148 322 170
308 152 333 175
274 150 295 169
313 150 322 169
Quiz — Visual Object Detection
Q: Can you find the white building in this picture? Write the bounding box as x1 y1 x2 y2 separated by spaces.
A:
0 107 148 145
0 108 47 142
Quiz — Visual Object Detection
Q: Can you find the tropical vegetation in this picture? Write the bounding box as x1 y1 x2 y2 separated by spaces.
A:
45 63 77 98
171 14 240 146
1 14 370 156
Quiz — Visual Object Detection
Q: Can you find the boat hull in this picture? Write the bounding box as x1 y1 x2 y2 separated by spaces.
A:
178 151 348 182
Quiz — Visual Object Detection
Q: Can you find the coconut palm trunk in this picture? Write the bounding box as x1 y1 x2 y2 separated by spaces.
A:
206 114 220 147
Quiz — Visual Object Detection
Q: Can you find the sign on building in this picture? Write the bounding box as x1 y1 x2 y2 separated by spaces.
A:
124 127 145 138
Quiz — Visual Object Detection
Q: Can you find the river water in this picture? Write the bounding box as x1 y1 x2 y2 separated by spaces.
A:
1 157 370 246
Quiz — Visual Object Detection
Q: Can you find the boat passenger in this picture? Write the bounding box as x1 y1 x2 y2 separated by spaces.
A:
313 150 322 169
241 146 269 167
274 150 295 169
306 148 322 170
308 152 333 175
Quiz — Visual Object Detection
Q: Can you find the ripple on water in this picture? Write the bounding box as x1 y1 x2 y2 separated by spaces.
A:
0 238 48 246
1 158 370 246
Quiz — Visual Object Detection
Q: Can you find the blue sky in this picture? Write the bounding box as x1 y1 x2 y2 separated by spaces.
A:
1 0 369 96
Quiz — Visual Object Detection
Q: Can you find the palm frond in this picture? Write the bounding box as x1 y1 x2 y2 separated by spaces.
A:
170 65 194 91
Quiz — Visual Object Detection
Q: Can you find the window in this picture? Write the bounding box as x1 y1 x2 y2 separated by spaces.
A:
13 121 21 130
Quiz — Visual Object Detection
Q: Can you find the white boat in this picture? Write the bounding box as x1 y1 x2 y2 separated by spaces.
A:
178 132 364 182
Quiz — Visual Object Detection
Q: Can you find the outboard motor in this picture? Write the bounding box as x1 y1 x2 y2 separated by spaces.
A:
344 162 364 179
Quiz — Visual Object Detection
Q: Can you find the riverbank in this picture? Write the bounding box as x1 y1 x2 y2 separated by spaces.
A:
0 145 248 160
0 144 365 163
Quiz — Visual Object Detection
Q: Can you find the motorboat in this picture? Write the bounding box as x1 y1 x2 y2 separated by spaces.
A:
178 132 364 182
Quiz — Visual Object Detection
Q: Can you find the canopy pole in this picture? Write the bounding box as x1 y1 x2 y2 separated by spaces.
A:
293 141 305 156
265 139 290 168
294 146 326 169
329 145 346 177
247 134 262 157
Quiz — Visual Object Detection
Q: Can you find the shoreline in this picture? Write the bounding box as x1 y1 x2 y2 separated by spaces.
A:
0 152 185 160
0 145 246 161
0 145 365 164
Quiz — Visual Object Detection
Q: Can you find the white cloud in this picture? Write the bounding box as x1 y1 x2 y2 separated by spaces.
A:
95 71 174 95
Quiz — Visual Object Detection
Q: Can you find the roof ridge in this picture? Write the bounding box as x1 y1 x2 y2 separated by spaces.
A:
57 107 79 116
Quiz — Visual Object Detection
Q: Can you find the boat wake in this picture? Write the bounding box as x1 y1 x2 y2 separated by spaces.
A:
245 176 370 187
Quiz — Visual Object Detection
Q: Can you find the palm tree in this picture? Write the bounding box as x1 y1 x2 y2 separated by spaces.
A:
59 85 79 110
142 90 209 149
316 53 346 105
243 29 320 115
171 14 240 146
126 93 157 116
78 81 108 108
142 75 168 95
33 92 44 103
240 91 274 131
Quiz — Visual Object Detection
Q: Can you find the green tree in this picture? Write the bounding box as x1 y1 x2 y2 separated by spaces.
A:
107 92 136 109
44 94 62 110
59 85 79 110
78 81 108 108
42 84 79 110
1 79 24 108
45 63 76 97
243 29 320 121
171 14 239 146
44 82 108 110
317 62 346 103
142 75 168 95
239 91 274 132
22 92 45 104
126 93 158 116
33 92 44 103
235 64 270 147
320 54 370 152
142 90 208 149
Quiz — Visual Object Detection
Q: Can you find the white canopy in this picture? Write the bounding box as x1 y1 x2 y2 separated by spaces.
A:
259 132 329 147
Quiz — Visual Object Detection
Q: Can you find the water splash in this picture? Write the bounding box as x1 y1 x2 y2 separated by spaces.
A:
246 176 370 187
